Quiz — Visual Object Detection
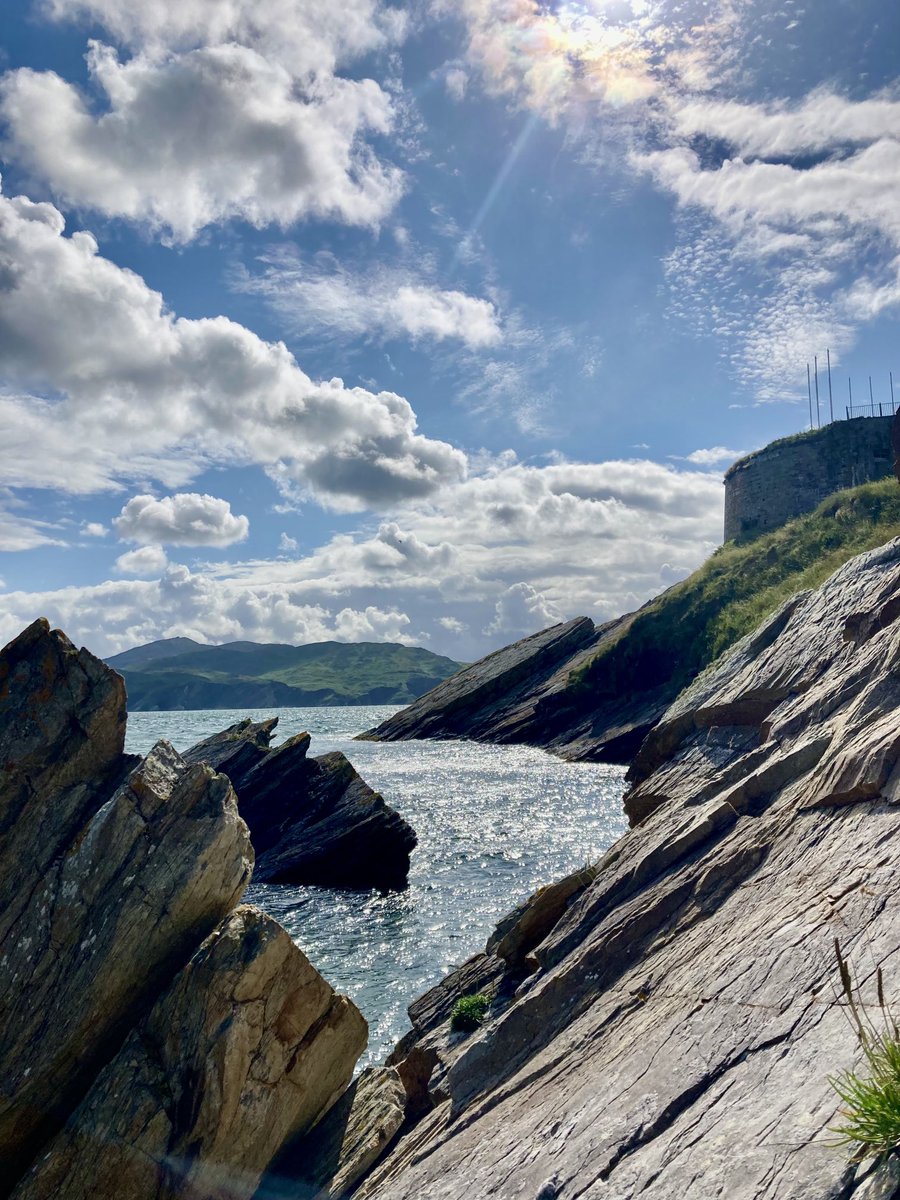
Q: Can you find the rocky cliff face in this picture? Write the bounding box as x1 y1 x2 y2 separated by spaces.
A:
362 613 671 762
0 620 367 1198
183 718 417 889
351 538 900 1199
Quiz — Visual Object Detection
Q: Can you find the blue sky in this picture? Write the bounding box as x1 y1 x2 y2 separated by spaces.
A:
1 0 899 660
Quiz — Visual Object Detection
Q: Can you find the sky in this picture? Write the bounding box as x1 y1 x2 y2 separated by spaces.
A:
1 0 899 662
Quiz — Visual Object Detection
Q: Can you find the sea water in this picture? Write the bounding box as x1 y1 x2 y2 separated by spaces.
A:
126 706 629 1064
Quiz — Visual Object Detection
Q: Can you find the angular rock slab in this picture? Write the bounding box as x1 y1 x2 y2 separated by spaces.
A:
356 539 900 1200
0 731 252 1182
185 718 417 890
13 906 367 1200
0 619 132 949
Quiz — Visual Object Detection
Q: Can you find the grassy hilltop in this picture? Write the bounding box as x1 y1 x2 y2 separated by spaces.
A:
107 638 465 711
572 477 900 703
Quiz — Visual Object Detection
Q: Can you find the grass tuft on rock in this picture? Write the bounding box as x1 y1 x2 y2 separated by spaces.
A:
570 478 900 702
831 1038 900 1156
451 993 490 1033
830 940 900 1158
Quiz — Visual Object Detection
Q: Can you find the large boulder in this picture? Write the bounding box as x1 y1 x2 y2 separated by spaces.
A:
12 906 367 1200
184 718 417 890
355 538 900 1200
0 621 370 1199
0 622 254 1184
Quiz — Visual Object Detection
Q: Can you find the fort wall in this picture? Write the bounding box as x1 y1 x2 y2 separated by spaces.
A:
723 417 894 542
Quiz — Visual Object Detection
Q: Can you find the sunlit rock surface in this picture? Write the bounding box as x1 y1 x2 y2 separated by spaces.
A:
0 621 368 1198
12 907 366 1200
355 539 900 1200
261 1066 407 1200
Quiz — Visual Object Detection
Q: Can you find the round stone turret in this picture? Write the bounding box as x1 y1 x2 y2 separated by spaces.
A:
724 416 894 542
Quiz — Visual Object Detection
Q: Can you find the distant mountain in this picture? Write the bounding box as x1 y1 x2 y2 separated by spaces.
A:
105 638 465 712
105 636 213 670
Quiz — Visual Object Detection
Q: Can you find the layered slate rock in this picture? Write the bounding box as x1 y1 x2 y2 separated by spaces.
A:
184 718 417 889
13 906 367 1200
0 620 370 1199
356 538 900 1200
0 622 254 1184
361 614 672 763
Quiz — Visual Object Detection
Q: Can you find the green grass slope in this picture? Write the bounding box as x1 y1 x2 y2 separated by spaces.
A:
571 478 900 702
107 640 465 711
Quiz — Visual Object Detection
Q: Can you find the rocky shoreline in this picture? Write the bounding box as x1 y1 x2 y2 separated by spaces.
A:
0 620 415 1198
7 531 900 1197
344 537 900 1199
359 610 677 763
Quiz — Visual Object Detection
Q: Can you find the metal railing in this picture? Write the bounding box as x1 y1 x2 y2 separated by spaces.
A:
846 402 900 420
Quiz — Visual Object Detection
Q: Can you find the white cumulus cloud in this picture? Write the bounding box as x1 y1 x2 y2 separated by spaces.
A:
486 581 563 638
0 41 403 242
683 447 749 467
0 456 725 659
114 545 169 576
39 0 405 75
115 493 250 547
0 183 466 508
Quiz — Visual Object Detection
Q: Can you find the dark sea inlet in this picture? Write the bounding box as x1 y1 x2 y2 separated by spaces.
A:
126 706 629 1064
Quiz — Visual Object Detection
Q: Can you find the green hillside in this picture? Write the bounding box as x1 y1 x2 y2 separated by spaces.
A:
107 639 465 711
572 477 900 701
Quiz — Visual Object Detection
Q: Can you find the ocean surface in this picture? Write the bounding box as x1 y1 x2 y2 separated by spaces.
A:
125 706 629 1065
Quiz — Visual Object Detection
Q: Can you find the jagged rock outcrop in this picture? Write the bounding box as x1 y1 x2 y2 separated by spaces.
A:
354 538 900 1199
0 621 368 1198
12 906 367 1200
184 718 417 890
0 621 253 1185
361 614 669 762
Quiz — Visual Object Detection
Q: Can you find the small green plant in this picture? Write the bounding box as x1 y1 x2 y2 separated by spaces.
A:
829 940 900 1158
451 993 489 1033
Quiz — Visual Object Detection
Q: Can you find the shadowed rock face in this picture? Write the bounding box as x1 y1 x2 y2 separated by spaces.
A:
0 621 369 1198
184 718 417 890
352 539 900 1200
360 615 670 763
261 1066 408 1200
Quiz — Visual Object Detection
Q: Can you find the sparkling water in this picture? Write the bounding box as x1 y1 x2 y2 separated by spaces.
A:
126 707 628 1064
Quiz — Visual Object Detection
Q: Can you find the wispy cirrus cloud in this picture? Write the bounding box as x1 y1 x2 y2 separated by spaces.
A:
446 1 900 403
238 247 503 348
639 101 900 399
442 0 743 126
